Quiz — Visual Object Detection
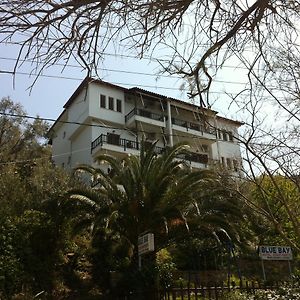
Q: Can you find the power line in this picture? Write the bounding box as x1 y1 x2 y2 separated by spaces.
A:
0 111 299 151
0 69 242 95
2 41 265 71
0 57 248 86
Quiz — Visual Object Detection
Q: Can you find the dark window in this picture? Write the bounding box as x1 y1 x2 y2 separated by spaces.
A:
221 157 225 167
233 159 239 171
218 129 222 139
109 97 114 110
107 133 120 145
140 109 151 118
187 153 208 164
223 131 228 141
117 99 122 112
226 158 232 169
100 94 106 108
228 131 234 142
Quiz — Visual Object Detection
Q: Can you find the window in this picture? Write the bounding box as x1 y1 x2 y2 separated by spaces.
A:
100 94 106 108
228 131 234 142
107 132 120 145
222 130 228 141
63 131 66 139
221 157 225 167
233 159 239 171
218 129 222 139
109 97 114 110
226 158 232 169
117 99 122 112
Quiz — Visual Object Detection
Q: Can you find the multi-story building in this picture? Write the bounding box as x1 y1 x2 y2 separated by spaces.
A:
48 77 243 172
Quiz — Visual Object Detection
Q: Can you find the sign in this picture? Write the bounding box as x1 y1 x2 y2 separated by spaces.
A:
138 233 154 255
259 246 292 261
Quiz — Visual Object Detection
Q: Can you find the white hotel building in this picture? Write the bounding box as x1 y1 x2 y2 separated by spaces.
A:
49 78 243 172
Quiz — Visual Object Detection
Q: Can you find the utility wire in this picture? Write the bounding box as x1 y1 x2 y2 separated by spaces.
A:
0 111 299 151
2 41 268 71
0 57 247 86
0 69 243 95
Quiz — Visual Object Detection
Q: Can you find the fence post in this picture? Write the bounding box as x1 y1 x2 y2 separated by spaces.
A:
208 285 212 300
171 288 176 300
180 283 184 300
194 281 198 300
220 281 224 297
215 282 218 300
187 272 191 300
201 283 205 299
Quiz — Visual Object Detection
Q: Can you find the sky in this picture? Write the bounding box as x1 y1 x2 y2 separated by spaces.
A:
0 38 249 123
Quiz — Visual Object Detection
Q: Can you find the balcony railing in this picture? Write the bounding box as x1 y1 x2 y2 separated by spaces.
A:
125 108 215 136
91 134 165 154
125 108 165 123
91 135 209 166
178 152 209 165
172 118 216 135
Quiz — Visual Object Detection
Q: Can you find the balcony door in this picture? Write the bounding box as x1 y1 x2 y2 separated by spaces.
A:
107 133 120 146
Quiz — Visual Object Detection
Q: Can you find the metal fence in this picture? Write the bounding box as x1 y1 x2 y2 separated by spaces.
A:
114 280 297 300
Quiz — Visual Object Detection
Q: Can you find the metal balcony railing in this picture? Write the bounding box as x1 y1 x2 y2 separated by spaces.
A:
125 108 216 136
125 108 165 123
172 118 216 135
178 153 209 165
91 134 165 154
91 136 209 166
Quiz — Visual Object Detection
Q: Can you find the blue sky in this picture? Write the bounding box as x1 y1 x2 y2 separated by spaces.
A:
0 41 247 122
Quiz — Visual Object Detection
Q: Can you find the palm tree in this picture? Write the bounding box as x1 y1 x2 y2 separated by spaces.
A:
70 142 216 250
66 141 248 286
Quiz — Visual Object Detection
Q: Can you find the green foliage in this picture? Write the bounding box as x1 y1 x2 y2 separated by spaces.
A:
0 97 49 162
156 248 177 288
67 141 251 294
0 98 73 298
246 175 300 248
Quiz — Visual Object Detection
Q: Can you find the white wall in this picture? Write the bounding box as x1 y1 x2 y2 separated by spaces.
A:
70 125 92 168
51 120 71 169
51 80 243 172
88 82 125 125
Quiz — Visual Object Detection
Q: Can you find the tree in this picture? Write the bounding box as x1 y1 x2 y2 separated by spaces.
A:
0 1 298 106
240 172 300 251
0 97 49 163
0 98 74 297
67 141 250 289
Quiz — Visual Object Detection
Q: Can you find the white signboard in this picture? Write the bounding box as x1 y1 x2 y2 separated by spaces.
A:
259 246 292 261
138 233 154 255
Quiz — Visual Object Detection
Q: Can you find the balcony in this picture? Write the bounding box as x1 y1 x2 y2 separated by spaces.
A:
91 134 210 169
172 118 216 140
125 108 165 128
91 134 165 157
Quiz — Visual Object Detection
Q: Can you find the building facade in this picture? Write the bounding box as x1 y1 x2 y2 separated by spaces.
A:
49 78 243 172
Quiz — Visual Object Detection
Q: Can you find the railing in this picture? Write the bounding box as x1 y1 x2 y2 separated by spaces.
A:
172 117 216 135
125 108 165 123
178 152 209 165
115 280 295 300
91 135 209 166
125 108 216 136
91 134 165 154
91 134 140 153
